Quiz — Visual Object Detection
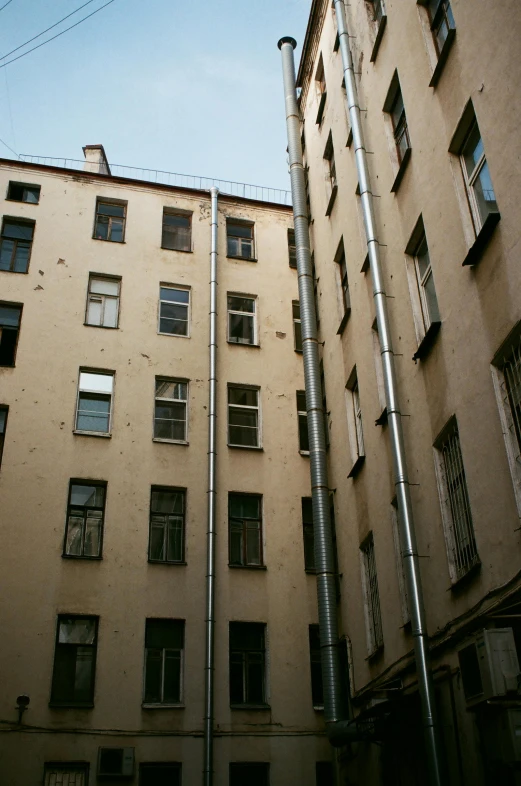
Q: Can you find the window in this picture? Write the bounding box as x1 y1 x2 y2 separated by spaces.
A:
433 418 479 582
228 386 260 448
288 228 297 269
228 294 257 345
371 322 387 420
85 275 120 328
315 54 327 125
389 85 410 165
229 763 269 786
162 208 192 252
75 370 114 435
229 622 267 706
50 616 98 706
320 361 329 447
492 324 521 517
404 219 441 352
64 481 106 559
324 132 338 215
0 303 22 367
229 493 263 567
360 534 383 654
154 379 188 442
158 286 190 337
0 218 34 273
227 220 254 260
316 762 335 786
149 487 186 564
346 368 365 476
460 119 498 233
7 181 40 203
292 301 302 352
309 624 323 707
143 619 184 705
302 497 315 571
44 764 89 786
0 406 8 467
297 391 309 453
335 240 350 329
94 199 126 242
426 0 455 55
139 763 181 786
371 0 385 25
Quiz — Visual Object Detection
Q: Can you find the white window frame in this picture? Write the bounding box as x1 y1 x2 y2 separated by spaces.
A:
85 274 121 328
345 367 365 473
491 324 521 518
75 370 114 437
227 385 261 449
433 417 479 583
359 533 384 655
158 285 191 338
391 499 410 626
153 378 188 444
227 293 258 346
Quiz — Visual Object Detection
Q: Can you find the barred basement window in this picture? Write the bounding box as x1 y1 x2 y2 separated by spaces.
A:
293 301 302 352
229 622 267 706
143 619 184 705
94 199 126 242
302 497 315 571
297 391 309 453
360 533 384 654
0 218 34 273
229 493 263 567
154 378 188 442
158 286 190 337
433 417 479 582
44 763 89 786
227 294 257 345
75 370 114 435
228 386 260 448
162 208 192 252
50 616 98 706
85 275 120 328
64 481 106 559
309 624 323 707
148 487 185 564
227 219 254 260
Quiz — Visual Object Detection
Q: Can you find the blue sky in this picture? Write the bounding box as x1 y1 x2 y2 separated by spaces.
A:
0 0 310 191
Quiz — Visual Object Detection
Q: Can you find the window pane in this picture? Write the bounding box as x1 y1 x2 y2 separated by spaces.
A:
139 764 181 786
391 91 404 128
229 408 257 428
155 380 187 400
416 237 430 281
230 495 260 519
97 202 125 217
246 658 265 703
228 223 253 239
0 305 21 327
87 297 102 326
228 296 255 313
423 270 441 323
163 213 190 229
463 124 484 179
2 221 34 240
70 484 105 507
473 160 498 223
90 278 119 296
246 527 261 565
299 414 310 452
228 388 258 407
146 619 184 649
13 244 30 273
0 239 14 270
230 527 243 565
151 490 184 514
84 512 102 557
167 517 183 561
94 216 109 240
160 287 190 304
230 622 264 650
163 650 181 702
66 515 83 556
103 297 118 328
79 372 113 394
77 395 110 432
109 219 124 243
150 516 166 561
230 764 269 786
59 618 96 645
144 649 162 702
230 656 244 703
297 391 306 411
229 313 254 344
0 410 6 431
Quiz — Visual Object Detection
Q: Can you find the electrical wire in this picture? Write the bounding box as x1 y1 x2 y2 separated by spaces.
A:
0 1 14 13
0 0 118 70
0 135 19 158
0 0 99 63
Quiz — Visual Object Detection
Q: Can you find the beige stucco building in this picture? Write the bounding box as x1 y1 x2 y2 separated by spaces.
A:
293 0 521 784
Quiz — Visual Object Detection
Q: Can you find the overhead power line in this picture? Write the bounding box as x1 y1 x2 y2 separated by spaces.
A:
0 0 99 63
0 1 14 13
0 0 118 70
0 135 19 158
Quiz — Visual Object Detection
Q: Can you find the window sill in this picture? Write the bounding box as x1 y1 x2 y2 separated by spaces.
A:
92 237 126 244
365 644 384 662
412 320 441 362
49 702 94 709
316 92 327 125
226 255 257 263
230 704 271 711
152 438 189 446
73 430 111 439
0 268 29 275
375 407 388 427
158 331 190 339
347 454 365 479
142 703 185 710
450 558 481 592
462 211 501 267
5 198 40 205
228 563 267 571
294 348 303 355
62 554 102 561
325 185 338 217
83 322 118 330
429 28 456 88
336 308 351 335
148 560 187 566
227 341 261 349
313 705 325 712
160 246 193 253
370 14 387 63
390 147 412 193
228 444 263 451
299 450 310 457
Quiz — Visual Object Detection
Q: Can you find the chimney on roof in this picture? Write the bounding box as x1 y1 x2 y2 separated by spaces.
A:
83 144 111 176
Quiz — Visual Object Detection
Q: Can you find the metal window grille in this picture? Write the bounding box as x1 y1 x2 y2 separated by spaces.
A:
292 301 302 351
228 387 259 447
149 488 185 563
0 219 34 273
86 276 120 328
154 379 187 442
44 767 88 786
94 200 126 242
361 534 383 651
162 210 191 252
439 420 479 579
228 493 263 567
227 295 256 345
158 286 190 336
390 89 411 164
144 619 184 704
460 119 498 232
65 482 106 559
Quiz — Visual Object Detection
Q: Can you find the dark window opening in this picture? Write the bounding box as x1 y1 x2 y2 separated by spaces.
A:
144 619 184 705
229 493 263 567
309 624 324 706
227 220 254 260
229 622 266 705
149 487 185 564
0 303 22 367
162 210 192 252
229 763 269 786
50 616 98 706
64 481 106 559
0 218 34 273
94 200 126 242
139 763 182 786
302 497 315 571
7 181 40 204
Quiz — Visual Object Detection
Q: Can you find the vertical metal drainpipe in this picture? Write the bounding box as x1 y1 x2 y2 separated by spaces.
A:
332 2 443 783
278 37 345 727
203 186 219 786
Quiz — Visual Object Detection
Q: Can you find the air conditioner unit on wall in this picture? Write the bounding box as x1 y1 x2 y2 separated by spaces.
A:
457 628 520 707
97 748 134 779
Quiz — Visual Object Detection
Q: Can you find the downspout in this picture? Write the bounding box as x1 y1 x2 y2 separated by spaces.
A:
278 37 346 731
203 186 219 786
332 2 443 783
